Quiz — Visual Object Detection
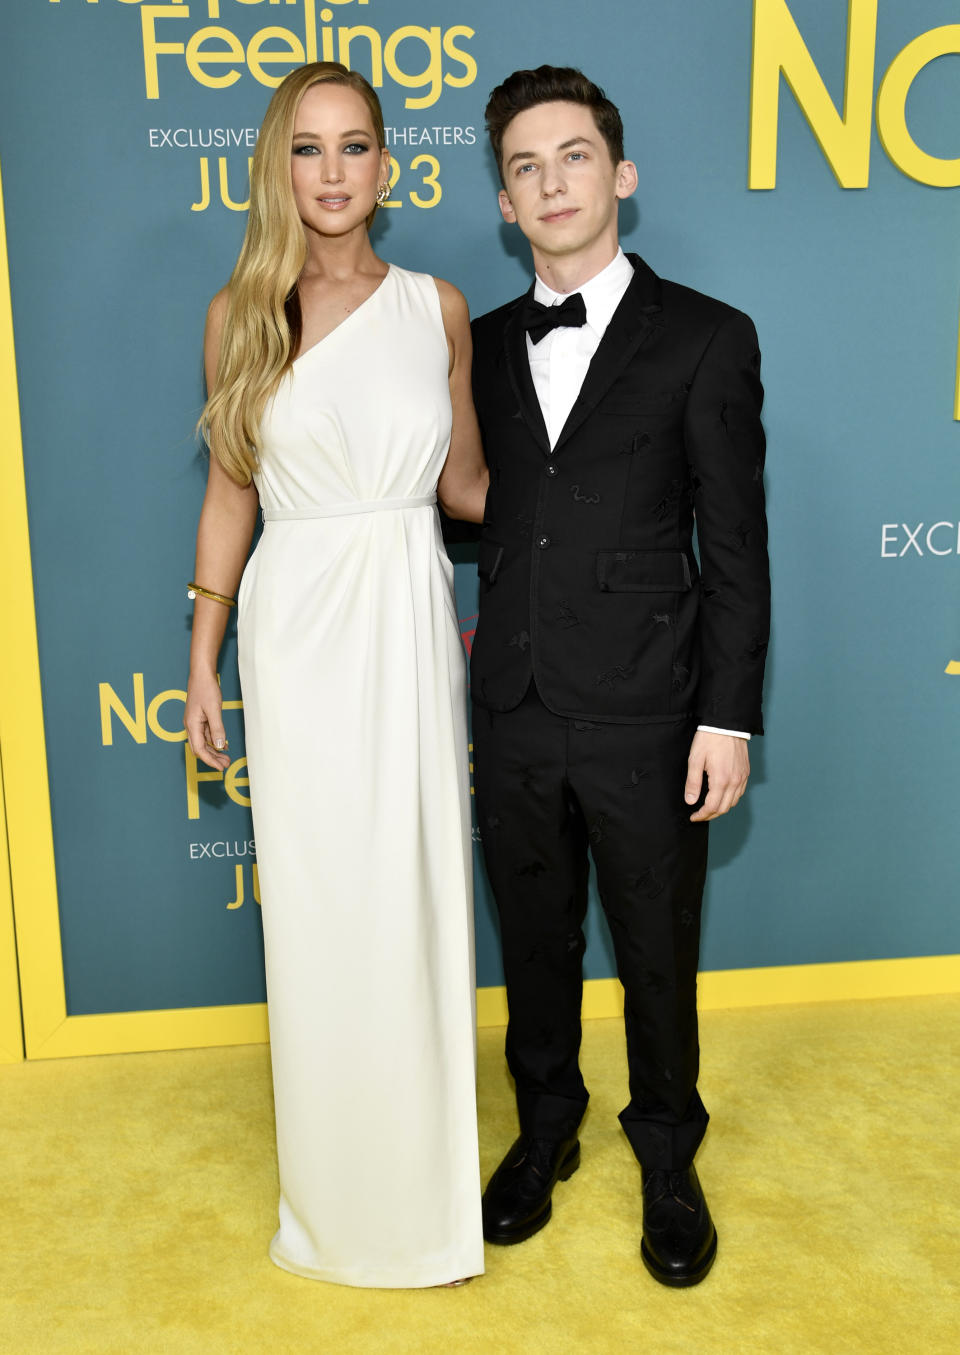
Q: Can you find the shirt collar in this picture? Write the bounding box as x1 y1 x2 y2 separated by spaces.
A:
533 248 634 336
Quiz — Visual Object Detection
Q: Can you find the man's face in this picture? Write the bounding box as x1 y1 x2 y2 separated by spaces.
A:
497 101 637 265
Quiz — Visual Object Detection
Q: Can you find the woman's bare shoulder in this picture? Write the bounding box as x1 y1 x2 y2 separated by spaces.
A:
432 276 470 330
203 287 231 385
206 286 230 331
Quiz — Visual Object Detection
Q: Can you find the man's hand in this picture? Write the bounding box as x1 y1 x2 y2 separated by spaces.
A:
684 731 750 822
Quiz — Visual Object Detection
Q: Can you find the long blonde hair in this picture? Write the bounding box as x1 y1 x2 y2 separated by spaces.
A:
201 63 387 484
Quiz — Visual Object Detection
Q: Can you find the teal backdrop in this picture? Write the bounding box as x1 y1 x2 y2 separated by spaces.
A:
1 0 958 1017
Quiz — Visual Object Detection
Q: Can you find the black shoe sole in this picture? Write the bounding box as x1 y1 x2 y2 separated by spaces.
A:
483 1142 581 1246
640 1226 717 1288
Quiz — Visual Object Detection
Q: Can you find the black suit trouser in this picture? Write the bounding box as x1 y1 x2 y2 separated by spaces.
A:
472 683 710 1171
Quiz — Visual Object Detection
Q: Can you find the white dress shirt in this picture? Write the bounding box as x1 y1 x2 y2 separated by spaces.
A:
527 249 749 741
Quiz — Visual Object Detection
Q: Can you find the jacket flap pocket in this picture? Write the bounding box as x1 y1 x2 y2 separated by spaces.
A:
478 540 505 584
596 549 691 593
600 389 683 415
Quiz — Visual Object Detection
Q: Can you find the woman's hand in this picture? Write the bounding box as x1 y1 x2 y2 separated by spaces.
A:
184 668 232 771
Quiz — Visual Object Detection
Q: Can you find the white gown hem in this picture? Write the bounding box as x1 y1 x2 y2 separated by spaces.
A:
268 1238 485 1289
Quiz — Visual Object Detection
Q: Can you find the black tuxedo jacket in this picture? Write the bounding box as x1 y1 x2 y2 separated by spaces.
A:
470 254 770 733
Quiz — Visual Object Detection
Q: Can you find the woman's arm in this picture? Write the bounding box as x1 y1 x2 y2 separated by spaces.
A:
435 278 489 524
184 291 260 770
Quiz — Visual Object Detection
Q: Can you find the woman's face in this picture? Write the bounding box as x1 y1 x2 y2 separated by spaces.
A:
290 82 389 239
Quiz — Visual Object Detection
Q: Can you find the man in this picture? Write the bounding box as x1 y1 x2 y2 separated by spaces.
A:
470 66 769 1287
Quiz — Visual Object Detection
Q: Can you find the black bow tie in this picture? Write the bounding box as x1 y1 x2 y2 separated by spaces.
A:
522 292 587 345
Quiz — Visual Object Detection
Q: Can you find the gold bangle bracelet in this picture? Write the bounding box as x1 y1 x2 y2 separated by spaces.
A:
187 581 237 608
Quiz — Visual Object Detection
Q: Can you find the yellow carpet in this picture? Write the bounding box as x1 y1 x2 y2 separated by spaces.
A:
1 996 958 1354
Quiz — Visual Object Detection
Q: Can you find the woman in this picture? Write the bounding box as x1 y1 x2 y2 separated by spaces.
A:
184 62 488 1288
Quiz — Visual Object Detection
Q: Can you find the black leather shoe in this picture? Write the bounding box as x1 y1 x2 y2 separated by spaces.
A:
640 1164 717 1287
482 1135 580 1245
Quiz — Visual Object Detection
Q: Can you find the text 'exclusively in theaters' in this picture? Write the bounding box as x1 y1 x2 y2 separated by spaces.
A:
147 127 477 151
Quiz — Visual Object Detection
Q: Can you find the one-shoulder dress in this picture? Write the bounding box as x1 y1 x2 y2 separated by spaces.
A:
236 265 484 1288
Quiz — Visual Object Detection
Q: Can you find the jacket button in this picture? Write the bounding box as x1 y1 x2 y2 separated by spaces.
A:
545 464 558 477
537 535 551 549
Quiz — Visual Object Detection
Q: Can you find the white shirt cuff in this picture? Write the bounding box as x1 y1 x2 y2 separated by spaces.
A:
696 725 751 740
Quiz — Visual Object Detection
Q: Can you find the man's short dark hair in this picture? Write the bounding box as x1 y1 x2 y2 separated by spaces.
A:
485 65 625 185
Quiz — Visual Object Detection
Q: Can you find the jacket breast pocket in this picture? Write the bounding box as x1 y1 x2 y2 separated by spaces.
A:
478 540 505 586
596 549 692 593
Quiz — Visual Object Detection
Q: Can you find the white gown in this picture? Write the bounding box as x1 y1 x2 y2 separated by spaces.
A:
236 265 484 1287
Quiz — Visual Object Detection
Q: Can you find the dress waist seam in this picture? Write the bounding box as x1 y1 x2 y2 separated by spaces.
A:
262 494 437 522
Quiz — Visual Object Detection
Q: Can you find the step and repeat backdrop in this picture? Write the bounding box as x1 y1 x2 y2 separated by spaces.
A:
1 0 958 1056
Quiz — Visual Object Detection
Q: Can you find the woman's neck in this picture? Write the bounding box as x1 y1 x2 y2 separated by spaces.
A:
300 226 383 283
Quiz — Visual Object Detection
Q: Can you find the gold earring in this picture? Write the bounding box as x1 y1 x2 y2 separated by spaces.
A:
376 182 391 207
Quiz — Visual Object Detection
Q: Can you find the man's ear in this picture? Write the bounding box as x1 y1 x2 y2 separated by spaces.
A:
498 188 517 223
615 159 639 200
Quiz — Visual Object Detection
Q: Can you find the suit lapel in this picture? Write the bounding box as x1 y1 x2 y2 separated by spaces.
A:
552 254 664 453
503 285 551 454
